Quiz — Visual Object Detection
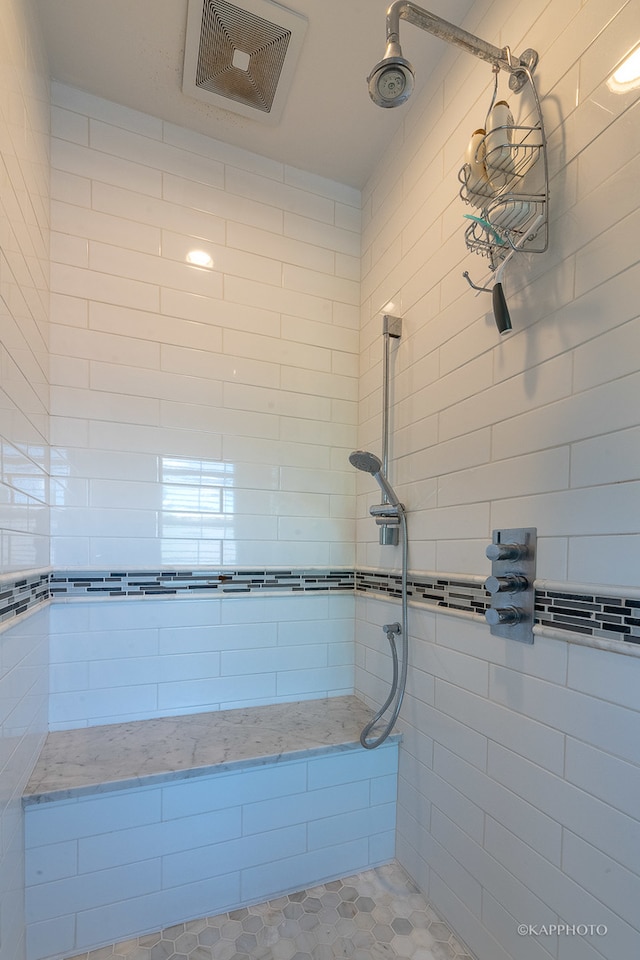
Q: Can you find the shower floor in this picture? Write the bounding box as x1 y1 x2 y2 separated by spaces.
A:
63 861 475 960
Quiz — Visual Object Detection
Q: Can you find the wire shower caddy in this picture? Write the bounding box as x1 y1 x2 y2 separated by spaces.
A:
458 63 549 286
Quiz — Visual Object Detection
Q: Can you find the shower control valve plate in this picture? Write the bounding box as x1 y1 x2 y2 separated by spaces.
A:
485 527 536 643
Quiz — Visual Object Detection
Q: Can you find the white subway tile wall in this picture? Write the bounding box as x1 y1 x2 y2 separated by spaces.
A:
358 0 640 585
48 595 354 728
0 0 50 574
48 81 361 570
24 743 398 960
0 2 51 959
0 608 49 960
358 594 640 960
2 1 640 960
356 0 640 957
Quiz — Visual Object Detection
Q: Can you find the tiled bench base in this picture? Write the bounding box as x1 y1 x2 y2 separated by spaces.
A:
23 696 399 960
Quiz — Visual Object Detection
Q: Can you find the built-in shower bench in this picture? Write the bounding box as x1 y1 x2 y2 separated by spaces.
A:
23 695 399 960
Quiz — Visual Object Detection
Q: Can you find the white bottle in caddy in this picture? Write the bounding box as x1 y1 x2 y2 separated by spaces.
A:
464 128 493 207
485 100 515 188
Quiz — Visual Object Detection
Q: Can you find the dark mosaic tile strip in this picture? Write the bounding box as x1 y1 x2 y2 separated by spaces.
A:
358 573 640 648
2 569 640 650
535 590 640 645
0 573 50 626
355 570 489 617
49 569 356 598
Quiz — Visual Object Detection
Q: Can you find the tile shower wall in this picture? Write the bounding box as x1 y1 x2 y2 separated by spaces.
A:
48 81 361 570
356 0 640 958
357 595 640 960
358 0 640 586
0 0 50 574
48 594 354 729
2 3 639 960
0 608 49 960
24 742 398 960
0 2 50 960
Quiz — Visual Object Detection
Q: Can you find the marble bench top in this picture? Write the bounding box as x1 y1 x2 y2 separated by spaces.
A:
24 695 397 805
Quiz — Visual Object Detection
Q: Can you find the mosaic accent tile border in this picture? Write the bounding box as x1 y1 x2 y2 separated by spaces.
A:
356 570 489 617
0 571 50 627
1 567 639 649
536 588 640 644
49 569 356 598
358 571 640 647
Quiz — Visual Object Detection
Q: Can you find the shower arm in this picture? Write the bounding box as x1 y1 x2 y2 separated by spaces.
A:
384 1 538 91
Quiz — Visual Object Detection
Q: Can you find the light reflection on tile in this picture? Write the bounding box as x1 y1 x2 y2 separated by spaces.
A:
159 456 233 563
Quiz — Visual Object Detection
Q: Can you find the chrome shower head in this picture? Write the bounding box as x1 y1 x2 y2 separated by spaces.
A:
368 2 540 111
349 450 383 474
349 449 402 507
367 38 415 107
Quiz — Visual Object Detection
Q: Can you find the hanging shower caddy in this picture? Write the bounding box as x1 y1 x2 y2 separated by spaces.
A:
365 1 548 329
458 63 549 289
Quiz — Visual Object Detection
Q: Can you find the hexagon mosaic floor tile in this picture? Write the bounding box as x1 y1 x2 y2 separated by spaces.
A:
64 862 475 960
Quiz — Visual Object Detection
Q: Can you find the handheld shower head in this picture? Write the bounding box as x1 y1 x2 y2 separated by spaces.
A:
349 449 383 474
349 449 402 507
367 38 415 107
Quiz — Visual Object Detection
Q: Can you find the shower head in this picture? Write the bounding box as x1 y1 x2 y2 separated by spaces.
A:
367 38 415 107
349 450 402 507
368 2 540 110
349 449 383 474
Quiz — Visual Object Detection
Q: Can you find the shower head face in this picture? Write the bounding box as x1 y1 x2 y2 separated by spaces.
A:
367 56 415 107
349 450 383 475
367 37 415 108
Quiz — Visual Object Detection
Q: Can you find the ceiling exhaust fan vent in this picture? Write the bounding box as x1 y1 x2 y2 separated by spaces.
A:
183 0 307 123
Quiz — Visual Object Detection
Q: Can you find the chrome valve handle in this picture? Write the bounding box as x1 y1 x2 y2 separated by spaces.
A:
484 574 528 594
486 542 526 561
486 606 523 626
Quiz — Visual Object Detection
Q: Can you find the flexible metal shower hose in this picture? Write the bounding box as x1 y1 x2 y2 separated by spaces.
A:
359 507 409 749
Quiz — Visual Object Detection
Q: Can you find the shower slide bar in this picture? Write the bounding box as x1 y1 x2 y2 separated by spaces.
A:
380 314 402 546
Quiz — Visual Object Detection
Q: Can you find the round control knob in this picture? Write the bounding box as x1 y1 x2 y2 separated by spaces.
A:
485 606 523 626
484 575 528 595
486 542 525 561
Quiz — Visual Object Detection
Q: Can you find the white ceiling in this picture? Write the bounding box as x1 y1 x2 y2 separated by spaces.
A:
36 0 475 189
